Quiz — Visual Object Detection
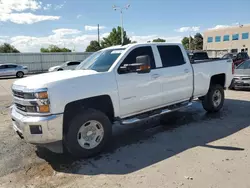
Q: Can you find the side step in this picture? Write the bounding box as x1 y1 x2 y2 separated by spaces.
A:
120 102 192 125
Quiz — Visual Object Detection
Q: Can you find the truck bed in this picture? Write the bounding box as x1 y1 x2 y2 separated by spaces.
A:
192 59 233 98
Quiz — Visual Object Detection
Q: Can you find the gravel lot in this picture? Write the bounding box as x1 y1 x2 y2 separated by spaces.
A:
0 76 250 188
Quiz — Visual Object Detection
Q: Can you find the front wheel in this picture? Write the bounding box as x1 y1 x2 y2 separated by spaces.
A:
64 109 112 158
202 84 224 113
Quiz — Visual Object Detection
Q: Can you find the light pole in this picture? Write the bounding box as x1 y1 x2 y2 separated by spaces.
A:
112 4 130 45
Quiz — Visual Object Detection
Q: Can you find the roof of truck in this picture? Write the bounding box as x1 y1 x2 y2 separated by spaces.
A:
103 42 182 50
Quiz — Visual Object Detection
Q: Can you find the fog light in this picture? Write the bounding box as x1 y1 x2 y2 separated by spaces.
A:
38 105 50 113
30 125 43 134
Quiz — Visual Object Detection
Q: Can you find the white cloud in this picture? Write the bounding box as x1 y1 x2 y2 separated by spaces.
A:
208 25 230 30
54 1 66 10
130 35 182 43
77 14 82 19
0 0 60 24
0 13 60 24
4 29 182 52
52 28 81 36
43 4 52 10
85 25 106 31
175 26 200 33
0 0 42 13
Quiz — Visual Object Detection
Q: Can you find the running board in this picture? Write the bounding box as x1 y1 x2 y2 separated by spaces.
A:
121 102 192 125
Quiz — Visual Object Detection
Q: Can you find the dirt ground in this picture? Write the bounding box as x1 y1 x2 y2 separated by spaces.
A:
0 76 250 188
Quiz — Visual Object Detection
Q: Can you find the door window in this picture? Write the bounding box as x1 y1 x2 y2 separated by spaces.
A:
67 61 80 66
7 65 17 68
157 45 185 67
119 46 156 73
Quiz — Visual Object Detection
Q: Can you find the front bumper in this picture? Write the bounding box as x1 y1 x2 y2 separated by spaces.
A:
11 107 63 144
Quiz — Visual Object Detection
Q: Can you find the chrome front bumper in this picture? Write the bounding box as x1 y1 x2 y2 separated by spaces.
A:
11 107 63 144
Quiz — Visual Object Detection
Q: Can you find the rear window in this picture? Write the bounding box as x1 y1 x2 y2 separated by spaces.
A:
193 52 209 60
157 45 185 68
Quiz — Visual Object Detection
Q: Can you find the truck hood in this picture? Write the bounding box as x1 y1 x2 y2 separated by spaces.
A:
13 70 97 89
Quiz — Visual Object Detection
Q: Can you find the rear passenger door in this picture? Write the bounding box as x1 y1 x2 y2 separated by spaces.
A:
156 45 193 105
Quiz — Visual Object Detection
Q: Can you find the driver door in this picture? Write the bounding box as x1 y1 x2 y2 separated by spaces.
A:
116 46 162 118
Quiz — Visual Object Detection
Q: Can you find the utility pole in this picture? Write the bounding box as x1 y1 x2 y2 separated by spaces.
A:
112 4 130 45
97 24 100 44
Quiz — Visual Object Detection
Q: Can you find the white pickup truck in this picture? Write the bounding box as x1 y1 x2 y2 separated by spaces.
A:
11 43 233 157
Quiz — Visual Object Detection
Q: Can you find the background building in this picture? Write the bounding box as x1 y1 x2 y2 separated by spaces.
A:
203 24 250 54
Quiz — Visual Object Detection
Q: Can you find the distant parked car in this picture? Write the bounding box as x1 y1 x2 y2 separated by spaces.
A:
230 60 250 89
48 61 81 72
0 64 28 78
222 52 249 67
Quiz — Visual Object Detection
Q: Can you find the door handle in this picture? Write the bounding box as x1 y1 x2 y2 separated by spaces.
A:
152 74 160 79
184 69 190 73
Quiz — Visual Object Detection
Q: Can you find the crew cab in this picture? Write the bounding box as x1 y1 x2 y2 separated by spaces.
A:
10 43 233 157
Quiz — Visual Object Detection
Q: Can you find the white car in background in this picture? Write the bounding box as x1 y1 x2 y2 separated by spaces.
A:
48 61 81 72
0 64 28 78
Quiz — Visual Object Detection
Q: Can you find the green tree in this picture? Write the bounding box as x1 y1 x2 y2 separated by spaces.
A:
40 45 72 52
0 43 20 53
101 26 131 48
193 33 203 50
131 41 137 44
152 38 166 42
182 37 190 50
85 40 102 52
181 36 195 50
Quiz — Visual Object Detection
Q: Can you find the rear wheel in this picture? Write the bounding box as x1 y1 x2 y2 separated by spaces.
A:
64 109 112 158
16 71 24 78
202 84 224 113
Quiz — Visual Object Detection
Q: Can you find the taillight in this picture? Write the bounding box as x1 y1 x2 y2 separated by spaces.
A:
232 62 235 74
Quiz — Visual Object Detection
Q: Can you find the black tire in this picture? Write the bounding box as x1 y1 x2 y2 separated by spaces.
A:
57 68 63 71
16 71 24 78
64 109 112 158
202 84 224 113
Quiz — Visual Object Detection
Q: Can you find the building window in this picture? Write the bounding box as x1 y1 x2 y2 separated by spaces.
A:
207 37 213 43
223 35 230 41
232 34 239 40
215 36 221 42
242 32 249 40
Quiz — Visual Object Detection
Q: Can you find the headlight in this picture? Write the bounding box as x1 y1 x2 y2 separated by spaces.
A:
35 91 48 99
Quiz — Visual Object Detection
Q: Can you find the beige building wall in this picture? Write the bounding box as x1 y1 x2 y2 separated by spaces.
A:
203 24 250 53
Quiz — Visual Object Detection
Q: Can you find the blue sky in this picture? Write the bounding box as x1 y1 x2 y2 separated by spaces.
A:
0 0 249 52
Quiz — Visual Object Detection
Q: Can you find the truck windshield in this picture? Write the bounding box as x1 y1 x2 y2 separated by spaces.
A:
76 49 125 72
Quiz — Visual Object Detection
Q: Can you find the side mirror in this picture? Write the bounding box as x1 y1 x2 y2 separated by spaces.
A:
135 55 151 73
119 55 151 74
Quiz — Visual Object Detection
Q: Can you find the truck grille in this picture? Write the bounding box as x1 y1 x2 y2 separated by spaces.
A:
242 78 250 80
15 103 27 112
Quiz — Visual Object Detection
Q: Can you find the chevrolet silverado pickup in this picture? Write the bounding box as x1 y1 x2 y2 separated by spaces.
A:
10 43 234 157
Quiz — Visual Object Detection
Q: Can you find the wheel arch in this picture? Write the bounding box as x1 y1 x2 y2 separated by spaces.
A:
210 73 226 88
63 95 114 135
